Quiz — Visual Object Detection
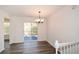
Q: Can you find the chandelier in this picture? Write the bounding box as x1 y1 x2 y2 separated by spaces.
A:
35 10 44 23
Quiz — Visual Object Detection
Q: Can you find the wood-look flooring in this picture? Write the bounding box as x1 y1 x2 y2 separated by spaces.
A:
1 40 56 54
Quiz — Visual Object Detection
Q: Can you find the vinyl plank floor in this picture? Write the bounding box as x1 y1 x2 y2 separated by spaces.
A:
1 40 56 54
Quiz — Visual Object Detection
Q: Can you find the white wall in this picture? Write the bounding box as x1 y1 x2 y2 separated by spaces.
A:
0 17 4 52
38 19 48 41
9 17 24 44
9 16 47 44
0 9 9 52
47 6 79 46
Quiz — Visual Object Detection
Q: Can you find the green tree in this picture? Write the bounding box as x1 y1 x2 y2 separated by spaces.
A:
31 23 38 35
31 26 38 35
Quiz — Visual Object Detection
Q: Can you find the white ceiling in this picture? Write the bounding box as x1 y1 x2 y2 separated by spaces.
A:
0 5 64 17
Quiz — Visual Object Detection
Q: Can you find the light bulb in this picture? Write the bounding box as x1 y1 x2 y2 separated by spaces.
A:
35 19 40 22
41 19 44 22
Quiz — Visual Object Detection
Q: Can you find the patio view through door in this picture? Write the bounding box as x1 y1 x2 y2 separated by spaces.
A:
24 23 38 41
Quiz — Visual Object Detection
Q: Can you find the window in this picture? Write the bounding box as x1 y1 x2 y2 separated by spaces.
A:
24 23 38 40
4 23 10 35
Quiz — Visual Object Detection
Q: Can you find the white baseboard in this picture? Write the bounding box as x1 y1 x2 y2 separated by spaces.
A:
0 48 5 53
46 40 55 48
37 40 46 41
9 41 24 44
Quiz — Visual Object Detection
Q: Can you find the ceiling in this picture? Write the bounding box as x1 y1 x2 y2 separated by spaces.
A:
0 5 64 18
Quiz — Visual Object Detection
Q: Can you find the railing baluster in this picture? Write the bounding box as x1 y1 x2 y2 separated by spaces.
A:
70 44 72 54
66 46 68 54
71 44 73 54
77 42 79 53
63 47 65 54
67 45 69 54
59 46 63 54
75 43 77 54
62 47 64 54
55 41 79 54
73 44 75 54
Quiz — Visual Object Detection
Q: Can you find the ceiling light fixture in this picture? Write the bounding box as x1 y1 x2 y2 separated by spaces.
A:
35 10 44 24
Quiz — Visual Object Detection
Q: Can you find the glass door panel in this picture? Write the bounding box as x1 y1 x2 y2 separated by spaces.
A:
24 23 38 41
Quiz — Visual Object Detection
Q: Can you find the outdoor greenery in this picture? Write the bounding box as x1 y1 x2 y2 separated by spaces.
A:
4 23 9 34
31 25 38 35
24 23 38 35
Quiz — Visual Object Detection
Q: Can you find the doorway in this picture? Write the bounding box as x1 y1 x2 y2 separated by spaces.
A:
24 23 38 41
4 17 10 48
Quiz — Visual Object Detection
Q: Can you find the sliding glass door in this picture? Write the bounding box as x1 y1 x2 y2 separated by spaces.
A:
24 23 38 41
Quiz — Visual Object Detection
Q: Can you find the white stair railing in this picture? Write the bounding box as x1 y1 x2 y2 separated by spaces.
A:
54 40 79 54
